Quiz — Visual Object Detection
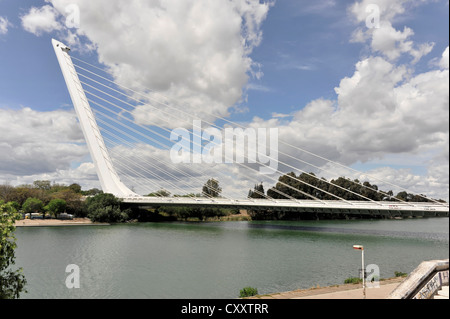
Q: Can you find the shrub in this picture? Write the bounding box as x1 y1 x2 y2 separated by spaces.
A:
45 199 67 219
22 197 44 218
1 201 27 298
344 277 363 284
395 271 408 278
85 193 130 223
239 287 258 298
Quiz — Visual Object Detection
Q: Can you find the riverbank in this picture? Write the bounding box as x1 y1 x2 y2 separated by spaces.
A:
247 277 406 299
14 218 109 227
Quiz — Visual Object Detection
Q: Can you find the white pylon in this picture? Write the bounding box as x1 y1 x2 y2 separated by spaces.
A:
52 39 137 198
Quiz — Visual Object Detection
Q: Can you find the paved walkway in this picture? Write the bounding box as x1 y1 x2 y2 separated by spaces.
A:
249 277 406 299
434 286 449 299
295 282 401 299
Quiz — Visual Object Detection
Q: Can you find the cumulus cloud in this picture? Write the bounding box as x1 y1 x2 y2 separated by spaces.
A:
440 46 449 69
3 162 100 191
349 0 435 64
0 108 87 176
21 5 63 36
349 0 410 22
41 0 272 129
0 16 10 35
244 47 449 200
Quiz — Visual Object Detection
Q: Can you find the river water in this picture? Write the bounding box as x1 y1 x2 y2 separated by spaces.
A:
14 218 449 299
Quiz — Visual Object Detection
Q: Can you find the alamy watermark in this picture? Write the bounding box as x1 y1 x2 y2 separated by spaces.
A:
65 264 80 289
170 120 279 175
365 4 380 29
65 4 80 29
366 264 380 288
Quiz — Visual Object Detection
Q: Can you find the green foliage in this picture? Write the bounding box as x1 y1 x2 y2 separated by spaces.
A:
68 183 82 194
0 201 27 299
395 271 408 277
0 181 102 218
159 206 231 221
147 189 171 197
265 172 442 202
344 277 363 284
22 197 44 218
33 180 51 191
85 193 130 223
88 206 129 223
239 287 258 298
45 199 67 219
202 179 222 198
80 188 103 196
49 189 85 217
248 183 266 199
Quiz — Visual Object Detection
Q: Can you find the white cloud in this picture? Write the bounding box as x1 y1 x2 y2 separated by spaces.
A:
106 142 269 197
370 22 432 63
43 0 271 129
0 16 10 35
360 165 449 201
440 46 449 69
21 5 63 36
350 28 370 43
0 108 87 176
3 163 100 191
245 46 449 200
349 0 427 24
349 0 435 64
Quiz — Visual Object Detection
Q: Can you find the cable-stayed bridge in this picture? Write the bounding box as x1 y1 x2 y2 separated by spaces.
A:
52 39 449 217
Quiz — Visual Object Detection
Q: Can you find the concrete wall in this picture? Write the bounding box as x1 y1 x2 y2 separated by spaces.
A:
388 259 449 299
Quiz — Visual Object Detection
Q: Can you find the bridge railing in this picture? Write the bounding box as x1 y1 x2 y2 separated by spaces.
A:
388 259 449 299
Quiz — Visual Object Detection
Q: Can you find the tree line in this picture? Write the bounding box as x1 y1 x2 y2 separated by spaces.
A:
0 178 230 223
0 180 103 219
1 173 444 225
248 172 445 203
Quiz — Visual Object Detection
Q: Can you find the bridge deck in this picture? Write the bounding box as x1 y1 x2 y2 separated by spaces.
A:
121 197 449 217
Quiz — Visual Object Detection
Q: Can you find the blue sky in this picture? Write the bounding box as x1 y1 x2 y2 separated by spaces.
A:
0 0 449 199
0 0 447 118
245 0 448 119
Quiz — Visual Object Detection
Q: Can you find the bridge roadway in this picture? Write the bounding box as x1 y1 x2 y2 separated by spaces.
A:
121 197 449 217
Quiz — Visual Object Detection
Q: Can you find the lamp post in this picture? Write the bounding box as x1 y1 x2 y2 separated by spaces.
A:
353 245 365 299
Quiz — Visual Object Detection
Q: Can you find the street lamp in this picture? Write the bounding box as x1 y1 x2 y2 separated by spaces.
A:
353 245 366 299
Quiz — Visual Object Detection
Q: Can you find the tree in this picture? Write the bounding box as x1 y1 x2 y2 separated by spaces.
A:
248 183 266 199
33 180 51 191
0 182 15 203
81 188 103 196
396 191 411 202
147 189 171 197
9 186 46 207
202 179 222 198
0 201 27 299
266 172 386 201
85 193 129 223
267 172 303 199
45 199 67 219
49 189 84 217
22 198 44 219
68 183 82 194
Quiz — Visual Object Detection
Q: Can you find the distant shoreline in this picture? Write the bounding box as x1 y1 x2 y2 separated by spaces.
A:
15 218 109 227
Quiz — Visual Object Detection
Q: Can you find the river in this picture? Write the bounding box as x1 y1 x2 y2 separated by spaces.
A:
14 218 449 299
